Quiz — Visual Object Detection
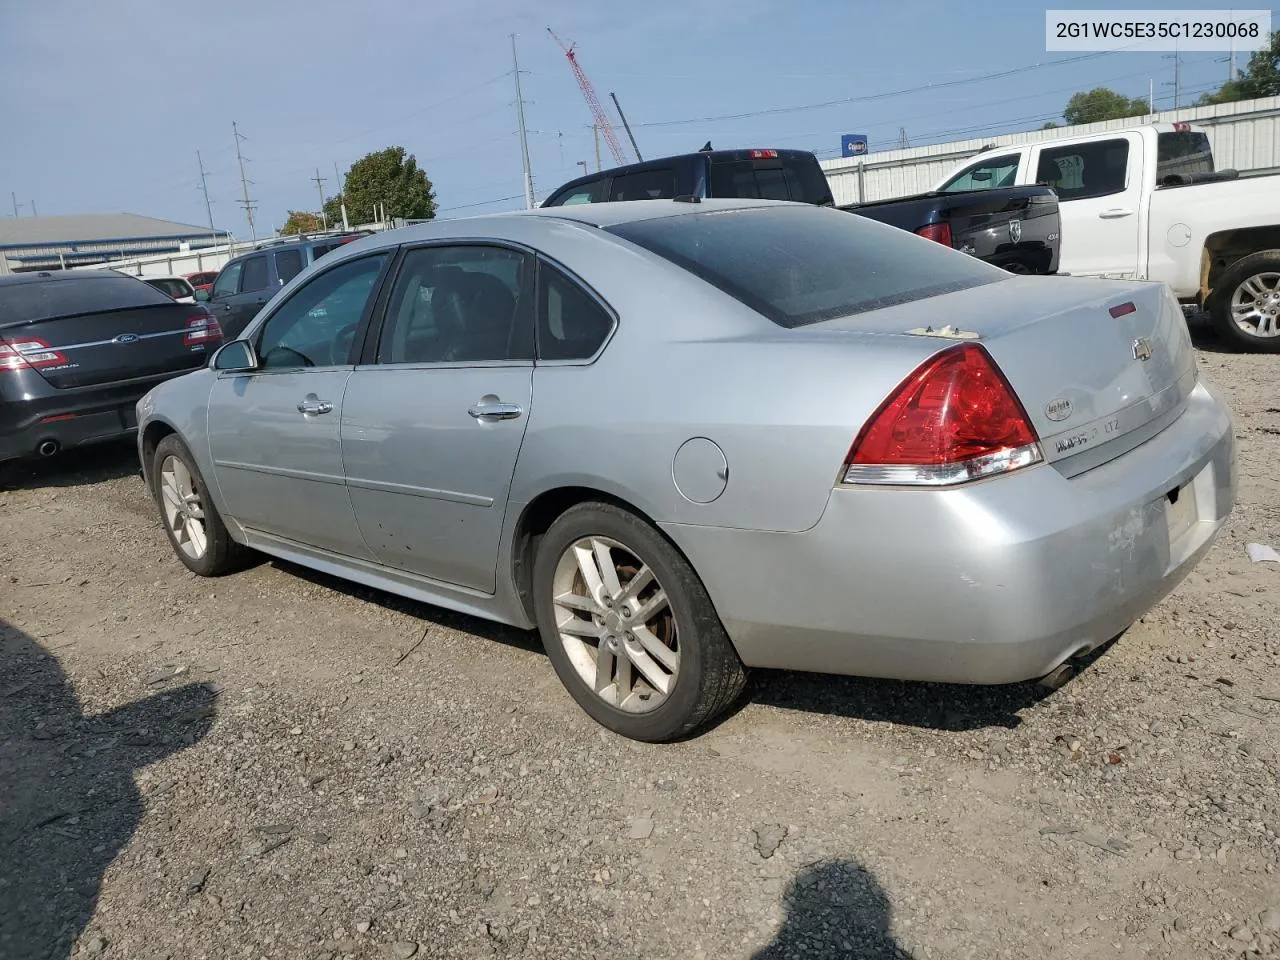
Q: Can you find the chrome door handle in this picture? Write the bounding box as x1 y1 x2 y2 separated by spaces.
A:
297 399 333 416
1098 208 1134 219
468 400 523 421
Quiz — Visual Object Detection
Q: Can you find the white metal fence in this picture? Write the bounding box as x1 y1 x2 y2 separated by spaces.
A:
820 95 1280 205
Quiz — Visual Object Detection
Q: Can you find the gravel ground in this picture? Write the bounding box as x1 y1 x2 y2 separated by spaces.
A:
3 321 1280 960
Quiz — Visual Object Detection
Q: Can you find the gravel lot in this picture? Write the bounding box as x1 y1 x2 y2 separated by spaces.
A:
3 320 1280 960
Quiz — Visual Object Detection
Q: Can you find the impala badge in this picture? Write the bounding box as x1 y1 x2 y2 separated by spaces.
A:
1008 218 1022 243
1045 397 1073 421
1132 337 1153 361
113 333 139 344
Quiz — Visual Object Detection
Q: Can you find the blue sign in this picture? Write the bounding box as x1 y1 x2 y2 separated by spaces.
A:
841 134 869 158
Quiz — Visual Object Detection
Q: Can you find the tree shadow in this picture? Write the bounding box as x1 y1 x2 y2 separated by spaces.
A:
0 440 140 492
0 621 218 960
754 859 913 959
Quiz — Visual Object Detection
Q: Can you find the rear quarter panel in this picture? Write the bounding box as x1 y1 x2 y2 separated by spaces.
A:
495 218 945 534
136 368 218 498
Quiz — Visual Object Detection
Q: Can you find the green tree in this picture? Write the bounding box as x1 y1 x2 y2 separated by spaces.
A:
279 210 324 236
323 146 437 226
1061 87 1151 125
1198 31 1279 104
1042 121 1060 130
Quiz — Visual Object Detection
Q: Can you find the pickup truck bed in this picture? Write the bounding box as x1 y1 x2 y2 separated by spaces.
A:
841 185 1061 275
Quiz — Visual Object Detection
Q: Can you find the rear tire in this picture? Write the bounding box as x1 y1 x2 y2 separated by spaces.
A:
532 501 747 742
1208 250 1280 352
152 434 244 576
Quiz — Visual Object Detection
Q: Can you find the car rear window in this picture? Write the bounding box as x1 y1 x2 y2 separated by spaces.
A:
1157 131 1214 180
145 278 191 299
605 206 1005 328
0 275 174 325
709 156 833 205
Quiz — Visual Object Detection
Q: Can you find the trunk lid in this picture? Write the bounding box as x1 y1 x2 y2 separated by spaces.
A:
3 303 219 389
810 275 1197 476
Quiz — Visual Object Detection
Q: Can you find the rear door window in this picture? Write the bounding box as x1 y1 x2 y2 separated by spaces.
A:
0 275 173 324
607 169 676 201
1035 139 1129 200
275 248 304 284
1157 131 1214 180
537 260 614 361
239 255 269 293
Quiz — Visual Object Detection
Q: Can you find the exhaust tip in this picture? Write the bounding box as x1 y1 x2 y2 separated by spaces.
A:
1036 663 1075 692
36 439 60 458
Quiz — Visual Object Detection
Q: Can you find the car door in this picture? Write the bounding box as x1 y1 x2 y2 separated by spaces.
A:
206 260 243 329
222 253 273 339
1029 135 1143 279
206 250 393 558
341 243 536 592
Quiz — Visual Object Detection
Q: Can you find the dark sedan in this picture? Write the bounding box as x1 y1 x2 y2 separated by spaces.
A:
0 270 222 463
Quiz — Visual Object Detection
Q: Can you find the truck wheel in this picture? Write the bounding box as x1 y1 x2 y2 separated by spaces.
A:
1209 250 1280 352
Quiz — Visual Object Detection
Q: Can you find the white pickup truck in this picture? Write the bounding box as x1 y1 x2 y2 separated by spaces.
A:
935 122 1280 351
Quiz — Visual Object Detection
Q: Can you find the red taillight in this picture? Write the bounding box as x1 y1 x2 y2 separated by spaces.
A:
843 342 1042 486
0 337 69 373
915 222 953 247
749 149 779 159
184 314 223 346
1109 301 1136 318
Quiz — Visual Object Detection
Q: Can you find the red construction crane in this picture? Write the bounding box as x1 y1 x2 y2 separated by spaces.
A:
547 27 629 167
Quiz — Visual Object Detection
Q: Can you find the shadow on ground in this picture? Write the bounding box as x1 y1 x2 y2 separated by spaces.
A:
0 621 218 960
754 859 913 959
0 440 140 492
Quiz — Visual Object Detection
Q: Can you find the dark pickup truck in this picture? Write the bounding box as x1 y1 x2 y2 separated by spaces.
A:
843 186 1062 275
541 146 1062 274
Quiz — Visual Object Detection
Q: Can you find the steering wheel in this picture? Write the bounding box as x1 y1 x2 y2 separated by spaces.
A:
329 323 358 365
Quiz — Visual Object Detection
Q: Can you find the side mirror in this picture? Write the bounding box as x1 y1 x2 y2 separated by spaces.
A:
212 339 258 372
193 288 210 302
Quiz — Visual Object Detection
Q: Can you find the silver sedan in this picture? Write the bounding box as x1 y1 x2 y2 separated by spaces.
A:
136 199 1236 742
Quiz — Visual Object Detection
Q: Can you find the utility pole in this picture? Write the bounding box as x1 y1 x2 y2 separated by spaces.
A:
312 168 328 230
511 34 536 210
333 161 350 232
1163 42 1182 110
196 150 217 244
1149 79 1155 113
593 124 602 171
232 121 257 243
30 199 37 217
11 192 23 217
897 127 911 149
610 92 642 162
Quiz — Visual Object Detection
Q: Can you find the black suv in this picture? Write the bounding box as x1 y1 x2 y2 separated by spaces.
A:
198 233 370 339
540 147 834 208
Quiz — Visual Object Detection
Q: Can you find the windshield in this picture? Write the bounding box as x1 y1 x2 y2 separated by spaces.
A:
1157 131 1214 180
605 205 1005 328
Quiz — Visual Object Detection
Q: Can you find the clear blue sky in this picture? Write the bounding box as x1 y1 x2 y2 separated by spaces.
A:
0 0 1271 235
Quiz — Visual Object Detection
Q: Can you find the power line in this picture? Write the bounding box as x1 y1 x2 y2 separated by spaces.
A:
629 49 1139 129
437 194 525 214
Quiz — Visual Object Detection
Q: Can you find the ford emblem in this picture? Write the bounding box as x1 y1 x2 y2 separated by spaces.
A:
114 333 140 344
1045 397 1073 421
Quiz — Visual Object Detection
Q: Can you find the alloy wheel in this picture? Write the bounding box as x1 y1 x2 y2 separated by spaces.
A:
550 536 680 713
1230 271 1280 338
159 455 208 560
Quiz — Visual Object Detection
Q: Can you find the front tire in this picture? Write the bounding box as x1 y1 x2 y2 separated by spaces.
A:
532 502 746 742
1208 250 1280 352
152 434 244 576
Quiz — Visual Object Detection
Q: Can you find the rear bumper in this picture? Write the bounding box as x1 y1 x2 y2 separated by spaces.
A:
0 379 156 462
662 380 1236 684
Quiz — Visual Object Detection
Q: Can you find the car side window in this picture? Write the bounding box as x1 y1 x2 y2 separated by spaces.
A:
376 245 533 365
275 248 304 284
546 178 607 206
537 260 614 361
256 253 390 369
211 262 242 299
239 255 269 293
939 154 1020 192
608 169 676 201
1036 139 1130 201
